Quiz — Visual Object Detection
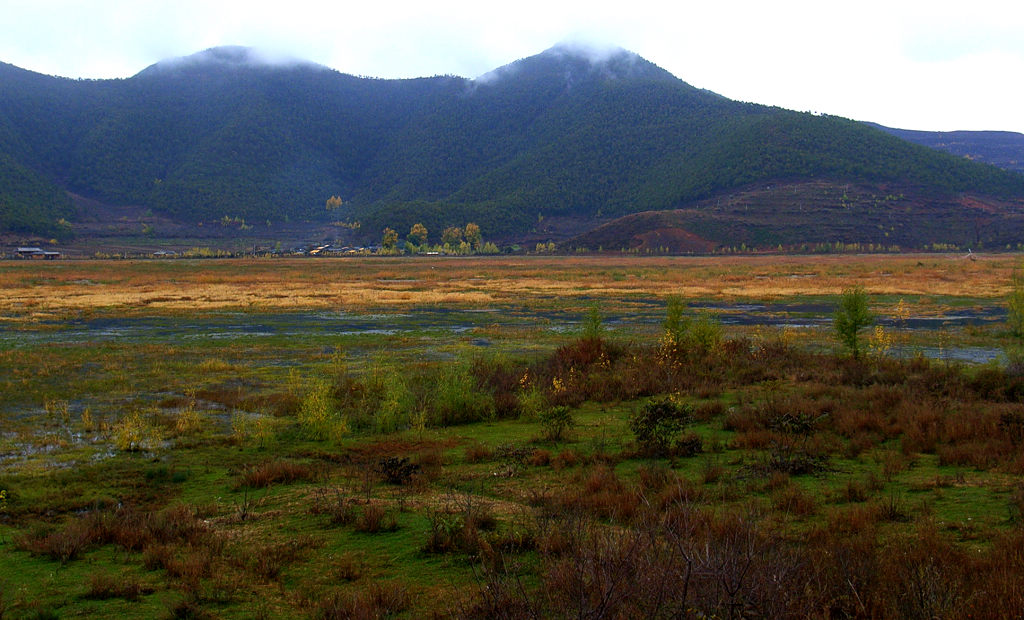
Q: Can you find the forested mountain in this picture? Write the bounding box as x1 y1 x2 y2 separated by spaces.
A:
2 44 1024 246
867 123 1024 175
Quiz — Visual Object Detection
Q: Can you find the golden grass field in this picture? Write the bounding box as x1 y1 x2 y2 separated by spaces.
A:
0 253 1016 317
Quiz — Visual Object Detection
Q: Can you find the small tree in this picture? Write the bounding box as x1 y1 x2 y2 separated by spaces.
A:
834 286 874 359
325 195 343 210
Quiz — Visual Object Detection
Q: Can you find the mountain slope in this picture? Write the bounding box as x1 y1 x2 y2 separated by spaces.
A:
2 45 1024 247
868 123 1024 174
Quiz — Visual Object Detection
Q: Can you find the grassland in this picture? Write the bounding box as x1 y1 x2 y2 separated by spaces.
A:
1 254 1024 618
0 253 1014 316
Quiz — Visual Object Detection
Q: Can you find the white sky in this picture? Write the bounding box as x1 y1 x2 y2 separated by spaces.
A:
2 0 1023 133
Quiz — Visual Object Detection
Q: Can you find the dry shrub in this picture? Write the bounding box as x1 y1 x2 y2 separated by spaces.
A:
238 536 321 581
877 450 912 482
257 391 302 417
330 552 366 582
937 440 1006 469
414 448 444 480
528 449 551 467
827 505 881 535
833 405 890 439
15 522 94 563
551 449 580 470
142 543 174 571
772 483 818 516
556 466 638 523
839 478 870 503
163 544 213 590
723 404 761 433
685 458 715 486
730 428 782 450
464 442 492 463
657 476 703 508
309 488 358 526
15 504 209 563
313 581 411 620
877 525 971 619
845 431 881 458
763 471 791 492
635 463 674 493
236 460 318 489
83 571 147 601
355 504 399 534
693 400 725 421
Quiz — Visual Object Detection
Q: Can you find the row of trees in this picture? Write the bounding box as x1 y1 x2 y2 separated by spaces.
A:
381 222 499 255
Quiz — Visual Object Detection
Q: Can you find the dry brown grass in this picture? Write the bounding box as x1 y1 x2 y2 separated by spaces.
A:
0 253 1015 316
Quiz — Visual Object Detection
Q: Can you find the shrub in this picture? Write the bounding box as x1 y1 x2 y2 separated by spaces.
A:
376 456 420 485
539 405 574 441
629 397 694 456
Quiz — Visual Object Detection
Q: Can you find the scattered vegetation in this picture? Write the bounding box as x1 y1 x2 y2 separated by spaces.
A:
3 256 1024 617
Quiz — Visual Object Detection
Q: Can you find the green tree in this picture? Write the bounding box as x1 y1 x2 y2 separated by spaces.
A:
834 286 874 359
408 222 428 247
381 227 398 251
442 226 463 247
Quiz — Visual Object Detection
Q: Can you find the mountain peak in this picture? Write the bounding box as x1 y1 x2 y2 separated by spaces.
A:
475 42 673 86
135 46 325 77
541 41 635 64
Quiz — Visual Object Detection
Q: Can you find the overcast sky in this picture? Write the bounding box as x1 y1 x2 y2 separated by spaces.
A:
2 0 1023 133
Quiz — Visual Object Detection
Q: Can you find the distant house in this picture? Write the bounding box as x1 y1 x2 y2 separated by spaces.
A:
17 247 62 259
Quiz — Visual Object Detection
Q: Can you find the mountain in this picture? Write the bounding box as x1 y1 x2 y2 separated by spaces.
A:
2 44 1024 248
867 123 1024 175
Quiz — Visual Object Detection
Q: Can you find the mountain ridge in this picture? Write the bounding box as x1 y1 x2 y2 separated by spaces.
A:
2 44 1024 248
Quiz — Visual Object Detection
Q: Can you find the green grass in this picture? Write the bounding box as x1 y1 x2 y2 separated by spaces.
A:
4 294 1024 617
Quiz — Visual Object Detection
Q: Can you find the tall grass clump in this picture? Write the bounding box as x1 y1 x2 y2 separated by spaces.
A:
362 360 416 434
113 410 161 452
580 303 604 342
298 380 347 441
426 362 495 426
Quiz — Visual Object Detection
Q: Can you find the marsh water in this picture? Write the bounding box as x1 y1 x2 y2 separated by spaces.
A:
0 301 1007 362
